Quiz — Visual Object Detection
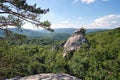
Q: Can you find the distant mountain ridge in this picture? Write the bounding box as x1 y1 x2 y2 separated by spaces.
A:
0 28 108 39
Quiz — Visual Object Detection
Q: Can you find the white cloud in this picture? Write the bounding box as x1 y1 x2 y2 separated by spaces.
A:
51 15 120 29
73 0 109 4
51 23 82 29
22 13 120 29
73 0 95 4
51 19 85 29
87 15 120 29
81 0 95 4
51 20 82 29
102 0 109 1
73 0 79 3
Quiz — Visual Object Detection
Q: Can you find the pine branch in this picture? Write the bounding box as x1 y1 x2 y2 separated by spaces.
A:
0 0 53 32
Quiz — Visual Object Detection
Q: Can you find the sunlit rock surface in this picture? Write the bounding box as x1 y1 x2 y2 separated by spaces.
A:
6 73 80 80
63 28 88 57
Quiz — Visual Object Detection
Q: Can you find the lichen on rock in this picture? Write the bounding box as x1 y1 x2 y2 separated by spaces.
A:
5 73 80 80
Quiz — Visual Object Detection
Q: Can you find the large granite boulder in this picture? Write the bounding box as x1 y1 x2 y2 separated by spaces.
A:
63 28 88 57
5 73 80 80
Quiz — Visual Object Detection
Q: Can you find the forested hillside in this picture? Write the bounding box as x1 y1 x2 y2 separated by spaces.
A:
0 28 120 80
0 28 107 39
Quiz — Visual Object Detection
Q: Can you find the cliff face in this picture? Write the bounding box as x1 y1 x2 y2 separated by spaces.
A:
63 28 88 57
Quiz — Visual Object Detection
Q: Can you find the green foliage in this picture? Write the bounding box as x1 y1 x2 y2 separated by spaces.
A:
0 0 52 35
0 28 120 79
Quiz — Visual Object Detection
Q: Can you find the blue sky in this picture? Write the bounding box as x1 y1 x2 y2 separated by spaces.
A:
23 0 120 29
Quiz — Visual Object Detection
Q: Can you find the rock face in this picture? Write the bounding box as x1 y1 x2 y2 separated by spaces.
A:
6 73 80 80
63 28 88 57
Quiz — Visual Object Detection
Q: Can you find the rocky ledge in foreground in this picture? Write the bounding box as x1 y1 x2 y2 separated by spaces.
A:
5 73 80 80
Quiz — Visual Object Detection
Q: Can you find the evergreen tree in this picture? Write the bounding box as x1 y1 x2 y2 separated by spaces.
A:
0 0 53 33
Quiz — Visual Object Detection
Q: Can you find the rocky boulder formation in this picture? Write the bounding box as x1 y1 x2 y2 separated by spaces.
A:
63 28 88 57
6 73 80 80
51 41 66 51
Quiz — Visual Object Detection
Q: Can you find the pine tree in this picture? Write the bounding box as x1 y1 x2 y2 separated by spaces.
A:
0 0 53 33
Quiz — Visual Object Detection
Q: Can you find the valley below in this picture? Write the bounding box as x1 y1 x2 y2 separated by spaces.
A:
0 27 120 80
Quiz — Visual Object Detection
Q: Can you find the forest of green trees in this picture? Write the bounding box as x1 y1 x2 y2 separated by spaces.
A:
0 28 120 80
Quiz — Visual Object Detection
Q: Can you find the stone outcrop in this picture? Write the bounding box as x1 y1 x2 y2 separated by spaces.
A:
51 41 66 51
63 28 88 57
6 73 80 80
